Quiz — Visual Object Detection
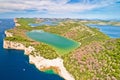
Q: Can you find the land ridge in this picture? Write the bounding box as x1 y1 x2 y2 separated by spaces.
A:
4 18 120 80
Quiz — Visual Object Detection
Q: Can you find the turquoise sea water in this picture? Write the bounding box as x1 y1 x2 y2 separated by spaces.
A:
87 24 120 38
0 19 64 80
26 30 80 54
44 69 56 74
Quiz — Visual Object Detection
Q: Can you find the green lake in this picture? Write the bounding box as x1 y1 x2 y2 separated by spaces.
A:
26 30 80 54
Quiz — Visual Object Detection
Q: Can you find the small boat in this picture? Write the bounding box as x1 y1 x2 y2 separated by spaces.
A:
23 68 26 71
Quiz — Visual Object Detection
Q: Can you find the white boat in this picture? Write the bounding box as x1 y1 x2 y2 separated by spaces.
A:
23 68 26 71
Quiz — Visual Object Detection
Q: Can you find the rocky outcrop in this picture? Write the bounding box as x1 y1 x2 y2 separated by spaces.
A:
14 18 18 23
15 23 21 26
14 18 21 26
5 31 13 37
3 40 34 55
25 46 35 55
4 41 25 50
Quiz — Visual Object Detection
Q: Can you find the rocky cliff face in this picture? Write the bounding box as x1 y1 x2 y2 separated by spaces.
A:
3 40 34 55
25 46 35 55
5 31 13 37
29 55 75 80
14 18 21 26
3 40 25 50
4 30 35 55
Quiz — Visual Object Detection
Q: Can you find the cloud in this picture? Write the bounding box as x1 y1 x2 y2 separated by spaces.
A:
0 0 119 14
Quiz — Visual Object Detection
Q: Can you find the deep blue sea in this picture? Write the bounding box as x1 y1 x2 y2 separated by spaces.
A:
0 19 64 80
87 24 120 38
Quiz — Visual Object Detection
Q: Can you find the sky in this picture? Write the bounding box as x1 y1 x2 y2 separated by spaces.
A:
0 0 120 20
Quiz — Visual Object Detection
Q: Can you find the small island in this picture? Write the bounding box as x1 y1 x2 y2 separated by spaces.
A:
4 18 120 80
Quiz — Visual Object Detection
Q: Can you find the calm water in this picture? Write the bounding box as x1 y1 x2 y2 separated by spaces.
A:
26 30 80 54
44 69 56 74
87 24 120 38
0 19 64 80
29 21 59 27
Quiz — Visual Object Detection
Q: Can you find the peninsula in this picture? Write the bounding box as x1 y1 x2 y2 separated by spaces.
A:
4 18 120 80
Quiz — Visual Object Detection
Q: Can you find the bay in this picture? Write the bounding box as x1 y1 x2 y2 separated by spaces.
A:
87 24 120 38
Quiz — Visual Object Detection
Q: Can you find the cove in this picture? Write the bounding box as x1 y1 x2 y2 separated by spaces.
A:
0 19 64 80
87 24 120 38
26 30 80 54
44 69 56 74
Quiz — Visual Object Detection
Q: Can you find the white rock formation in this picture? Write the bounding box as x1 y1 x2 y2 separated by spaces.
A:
29 55 75 80
5 31 13 37
3 41 25 50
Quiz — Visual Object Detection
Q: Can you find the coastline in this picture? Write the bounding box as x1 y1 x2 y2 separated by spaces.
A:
3 31 75 80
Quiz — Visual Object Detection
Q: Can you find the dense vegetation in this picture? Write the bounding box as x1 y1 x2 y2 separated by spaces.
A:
5 18 120 80
32 43 58 59
62 39 120 80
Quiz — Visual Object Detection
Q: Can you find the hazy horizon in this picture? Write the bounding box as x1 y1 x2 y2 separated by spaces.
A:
0 0 120 20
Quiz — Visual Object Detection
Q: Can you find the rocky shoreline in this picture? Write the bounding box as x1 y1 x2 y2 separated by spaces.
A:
3 31 75 80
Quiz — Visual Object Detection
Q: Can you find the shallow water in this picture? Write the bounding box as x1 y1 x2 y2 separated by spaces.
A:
0 19 64 80
44 69 56 74
87 24 120 38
